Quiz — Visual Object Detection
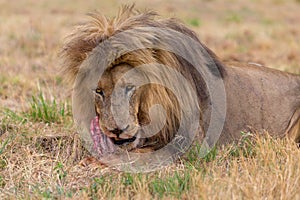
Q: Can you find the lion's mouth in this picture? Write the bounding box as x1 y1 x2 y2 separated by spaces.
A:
112 137 137 145
90 116 138 156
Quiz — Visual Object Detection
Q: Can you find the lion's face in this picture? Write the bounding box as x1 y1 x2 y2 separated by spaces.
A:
93 62 182 152
94 64 151 151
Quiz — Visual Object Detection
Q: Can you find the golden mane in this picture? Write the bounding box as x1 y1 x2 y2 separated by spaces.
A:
60 5 225 84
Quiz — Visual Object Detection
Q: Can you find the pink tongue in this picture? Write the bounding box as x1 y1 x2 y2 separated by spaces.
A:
90 116 115 156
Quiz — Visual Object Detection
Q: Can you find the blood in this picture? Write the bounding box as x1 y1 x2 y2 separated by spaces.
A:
90 116 115 156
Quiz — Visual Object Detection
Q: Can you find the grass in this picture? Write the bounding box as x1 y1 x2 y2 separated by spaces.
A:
0 137 12 155
26 92 71 124
188 18 202 27
149 172 189 198
225 12 243 23
0 0 300 199
0 125 299 199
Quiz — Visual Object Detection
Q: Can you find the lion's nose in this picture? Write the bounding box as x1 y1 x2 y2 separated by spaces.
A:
109 125 129 137
110 128 122 137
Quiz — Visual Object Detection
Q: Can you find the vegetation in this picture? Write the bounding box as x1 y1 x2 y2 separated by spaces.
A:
0 0 299 199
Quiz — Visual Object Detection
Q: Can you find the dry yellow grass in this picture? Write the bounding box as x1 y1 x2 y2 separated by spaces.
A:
0 0 300 199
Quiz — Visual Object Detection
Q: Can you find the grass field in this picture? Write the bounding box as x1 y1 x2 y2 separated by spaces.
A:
0 0 300 199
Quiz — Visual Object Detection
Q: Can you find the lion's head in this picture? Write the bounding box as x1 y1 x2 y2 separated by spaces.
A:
60 5 225 156
93 62 182 152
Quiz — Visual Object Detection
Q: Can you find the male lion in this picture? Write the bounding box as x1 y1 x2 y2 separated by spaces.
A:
61 6 300 163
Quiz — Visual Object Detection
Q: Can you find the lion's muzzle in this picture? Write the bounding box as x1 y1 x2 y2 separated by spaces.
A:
90 116 139 156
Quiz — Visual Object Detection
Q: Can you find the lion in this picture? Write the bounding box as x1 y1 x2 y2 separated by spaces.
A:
60 5 300 162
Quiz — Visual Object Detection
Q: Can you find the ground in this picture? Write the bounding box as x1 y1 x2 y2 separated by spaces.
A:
0 0 299 199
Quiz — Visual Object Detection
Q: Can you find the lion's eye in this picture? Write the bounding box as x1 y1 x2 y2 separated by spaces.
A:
125 85 135 96
94 88 105 99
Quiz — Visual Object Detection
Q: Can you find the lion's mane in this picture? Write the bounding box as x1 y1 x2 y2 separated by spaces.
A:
60 5 227 149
